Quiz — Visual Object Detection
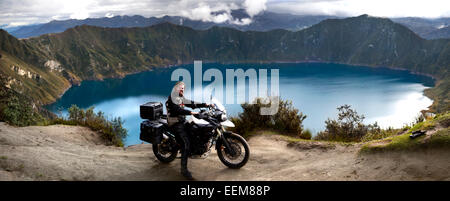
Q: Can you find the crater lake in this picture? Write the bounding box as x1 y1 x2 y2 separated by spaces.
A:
46 63 435 146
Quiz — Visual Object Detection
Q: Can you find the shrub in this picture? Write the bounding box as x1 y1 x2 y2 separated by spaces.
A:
299 129 312 140
53 105 127 147
0 78 44 126
68 104 85 123
231 97 307 138
314 104 380 142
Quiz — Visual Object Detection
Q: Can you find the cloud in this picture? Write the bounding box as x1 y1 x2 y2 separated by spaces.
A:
105 13 114 18
1 0 448 28
175 0 263 25
244 0 267 17
70 11 90 20
233 18 253 25
180 2 232 23
267 0 450 18
0 0 268 27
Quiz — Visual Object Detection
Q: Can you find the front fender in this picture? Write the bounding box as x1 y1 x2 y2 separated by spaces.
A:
221 120 235 127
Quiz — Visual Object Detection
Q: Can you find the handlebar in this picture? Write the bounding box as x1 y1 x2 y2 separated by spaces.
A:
194 112 207 119
193 104 220 119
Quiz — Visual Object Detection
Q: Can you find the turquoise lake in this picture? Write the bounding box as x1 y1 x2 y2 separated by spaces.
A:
46 63 435 146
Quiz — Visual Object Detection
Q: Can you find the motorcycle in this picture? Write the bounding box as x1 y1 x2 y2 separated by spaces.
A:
139 98 250 169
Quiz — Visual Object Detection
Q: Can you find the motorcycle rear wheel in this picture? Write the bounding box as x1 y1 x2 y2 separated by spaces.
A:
152 138 178 163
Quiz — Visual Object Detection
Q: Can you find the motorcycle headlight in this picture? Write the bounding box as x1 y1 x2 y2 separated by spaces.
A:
221 114 227 121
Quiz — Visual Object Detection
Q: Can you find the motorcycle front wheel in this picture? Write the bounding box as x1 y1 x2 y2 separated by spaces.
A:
152 137 178 163
216 133 250 169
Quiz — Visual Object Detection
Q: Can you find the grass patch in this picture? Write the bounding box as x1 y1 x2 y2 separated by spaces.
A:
406 112 450 133
410 121 435 132
361 127 404 142
360 112 450 153
360 127 450 153
357 112 450 153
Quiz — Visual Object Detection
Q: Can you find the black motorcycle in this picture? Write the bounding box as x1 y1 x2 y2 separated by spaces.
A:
139 98 250 169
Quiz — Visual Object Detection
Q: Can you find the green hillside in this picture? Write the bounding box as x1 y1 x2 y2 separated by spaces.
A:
0 15 449 114
21 15 449 79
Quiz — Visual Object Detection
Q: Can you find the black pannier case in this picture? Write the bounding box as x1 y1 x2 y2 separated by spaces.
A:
140 120 163 144
140 102 163 120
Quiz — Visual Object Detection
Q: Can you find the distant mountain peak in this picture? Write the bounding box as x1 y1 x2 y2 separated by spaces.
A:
7 13 450 39
357 14 370 18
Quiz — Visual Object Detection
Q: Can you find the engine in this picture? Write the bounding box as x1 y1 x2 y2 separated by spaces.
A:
189 124 215 155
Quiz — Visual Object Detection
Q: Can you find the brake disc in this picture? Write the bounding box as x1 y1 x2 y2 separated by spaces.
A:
225 142 242 160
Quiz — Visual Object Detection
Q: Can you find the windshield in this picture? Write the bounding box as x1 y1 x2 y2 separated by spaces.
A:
211 97 226 112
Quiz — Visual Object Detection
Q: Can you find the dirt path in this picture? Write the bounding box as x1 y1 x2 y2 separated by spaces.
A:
0 122 449 181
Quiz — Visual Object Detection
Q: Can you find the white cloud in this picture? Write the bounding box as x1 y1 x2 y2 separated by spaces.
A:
213 13 232 23
244 0 267 17
5 22 30 28
232 17 253 25
51 15 64 21
1 0 449 28
184 3 220 22
0 0 268 27
175 0 264 25
267 0 450 18
70 11 90 20
105 13 114 18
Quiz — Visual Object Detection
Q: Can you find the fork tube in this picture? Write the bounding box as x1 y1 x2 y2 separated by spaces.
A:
218 128 236 156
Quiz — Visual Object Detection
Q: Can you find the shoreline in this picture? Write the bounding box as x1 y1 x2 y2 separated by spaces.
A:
44 60 439 112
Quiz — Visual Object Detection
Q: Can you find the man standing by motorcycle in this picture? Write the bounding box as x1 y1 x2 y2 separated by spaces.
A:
166 81 209 180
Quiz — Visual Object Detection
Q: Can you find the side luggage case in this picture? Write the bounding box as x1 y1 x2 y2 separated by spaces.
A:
140 120 164 144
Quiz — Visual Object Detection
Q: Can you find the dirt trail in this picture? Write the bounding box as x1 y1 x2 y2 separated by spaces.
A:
0 122 449 181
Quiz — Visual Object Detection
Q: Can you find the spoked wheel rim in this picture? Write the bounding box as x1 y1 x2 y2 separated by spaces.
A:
153 137 178 163
157 138 178 158
157 143 173 158
220 138 246 164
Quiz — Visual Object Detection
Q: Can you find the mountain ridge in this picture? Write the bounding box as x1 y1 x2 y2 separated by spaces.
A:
8 11 335 39
7 12 450 40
